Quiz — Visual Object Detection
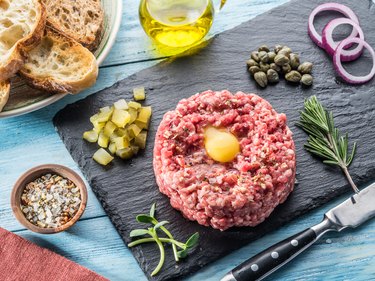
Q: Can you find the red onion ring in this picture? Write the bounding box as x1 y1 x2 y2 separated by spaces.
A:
308 3 359 48
334 37 375 84
322 18 364 62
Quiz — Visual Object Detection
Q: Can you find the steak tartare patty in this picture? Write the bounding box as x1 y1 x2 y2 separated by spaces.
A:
153 90 296 231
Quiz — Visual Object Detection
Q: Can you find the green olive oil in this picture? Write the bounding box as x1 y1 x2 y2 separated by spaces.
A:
139 0 214 48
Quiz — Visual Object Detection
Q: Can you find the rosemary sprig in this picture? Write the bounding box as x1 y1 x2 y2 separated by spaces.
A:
297 96 359 193
128 203 199 276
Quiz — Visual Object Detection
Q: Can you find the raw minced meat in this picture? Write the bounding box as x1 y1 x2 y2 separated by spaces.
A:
153 90 296 231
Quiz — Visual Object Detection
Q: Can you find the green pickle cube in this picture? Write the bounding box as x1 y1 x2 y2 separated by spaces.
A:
93 148 114 165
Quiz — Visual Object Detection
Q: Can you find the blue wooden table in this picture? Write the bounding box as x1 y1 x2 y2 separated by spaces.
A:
1 1 375 280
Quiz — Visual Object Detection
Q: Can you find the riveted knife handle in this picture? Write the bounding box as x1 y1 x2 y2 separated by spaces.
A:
223 228 317 281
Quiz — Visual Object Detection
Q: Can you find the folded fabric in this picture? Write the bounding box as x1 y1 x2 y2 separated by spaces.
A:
0 227 108 281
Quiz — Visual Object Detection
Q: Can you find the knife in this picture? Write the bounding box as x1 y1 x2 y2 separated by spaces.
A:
221 182 375 281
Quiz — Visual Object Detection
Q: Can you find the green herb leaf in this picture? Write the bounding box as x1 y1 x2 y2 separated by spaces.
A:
185 232 199 248
154 220 169 230
149 203 156 218
136 214 157 224
129 229 150 237
297 96 359 193
177 249 188 259
129 204 200 276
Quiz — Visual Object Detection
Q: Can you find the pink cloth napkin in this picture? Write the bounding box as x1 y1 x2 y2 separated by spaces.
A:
0 227 108 281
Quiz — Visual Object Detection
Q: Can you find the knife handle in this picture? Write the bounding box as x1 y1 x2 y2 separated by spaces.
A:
223 228 317 281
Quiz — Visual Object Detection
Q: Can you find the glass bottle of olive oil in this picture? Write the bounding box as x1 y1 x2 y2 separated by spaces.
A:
139 0 215 48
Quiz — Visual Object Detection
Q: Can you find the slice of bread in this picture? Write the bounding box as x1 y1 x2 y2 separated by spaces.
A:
0 80 10 112
19 28 99 95
0 0 46 81
42 0 104 51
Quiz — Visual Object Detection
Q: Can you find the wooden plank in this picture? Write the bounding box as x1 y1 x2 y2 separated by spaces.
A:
9 201 375 281
11 216 146 281
101 0 290 67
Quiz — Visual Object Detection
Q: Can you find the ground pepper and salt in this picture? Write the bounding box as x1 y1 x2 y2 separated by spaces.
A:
20 174 81 228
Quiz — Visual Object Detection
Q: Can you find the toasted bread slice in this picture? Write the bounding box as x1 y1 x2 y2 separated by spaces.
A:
0 80 10 112
19 28 99 95
42 0 104 51
0 0 46 81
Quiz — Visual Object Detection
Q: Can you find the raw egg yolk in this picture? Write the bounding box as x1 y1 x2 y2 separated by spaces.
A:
204 127 240 163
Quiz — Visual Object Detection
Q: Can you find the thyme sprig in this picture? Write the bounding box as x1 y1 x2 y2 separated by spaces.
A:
297 96 359 193
128 203 199 276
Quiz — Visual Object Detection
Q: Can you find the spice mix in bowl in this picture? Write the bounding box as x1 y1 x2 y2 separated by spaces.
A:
11 164 88 234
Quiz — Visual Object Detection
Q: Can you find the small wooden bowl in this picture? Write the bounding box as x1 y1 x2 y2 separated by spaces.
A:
11 164 88 234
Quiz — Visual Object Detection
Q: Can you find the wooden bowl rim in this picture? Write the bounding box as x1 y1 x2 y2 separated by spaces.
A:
11 164 88 234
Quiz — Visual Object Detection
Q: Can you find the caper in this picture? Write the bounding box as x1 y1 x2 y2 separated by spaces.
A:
285 70 302 83
254 72 268 88
258 45 270 52
251 51 260 62
274 45 283 54
301 74 313 86
289 53 300 69
260 62 271 72
278 47 292 58
249 66 261 75
246 59 259 67
274 54 289 66
268 51 276 62
298 62 313 74
282 64 291 74
267 69 279 83
270 63 281 73
259 51 269 63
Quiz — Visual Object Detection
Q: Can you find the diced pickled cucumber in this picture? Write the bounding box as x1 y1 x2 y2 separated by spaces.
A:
134 131 147 149
93 148 114 165
128 101 142 109
114 136 130 150
108 142 117 154
127 124 142 138
98 131 110 148
133 87 146 101
131 145 140 155
84 97 152 165
112 109 131 128
104 121 117 136
96 110 113 123
83 130 99 143
116 147 134 159
100 106 113 113
128 108 138 124
114 99 129 110
134 120 147 130
109 132 119 142
136 106 152 129
115 128 127 137
137 107 152 122
93 123 105 134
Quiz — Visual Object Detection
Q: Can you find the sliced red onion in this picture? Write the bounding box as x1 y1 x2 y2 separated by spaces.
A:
334 37 375 84
322 18 364 62
308 3 359 48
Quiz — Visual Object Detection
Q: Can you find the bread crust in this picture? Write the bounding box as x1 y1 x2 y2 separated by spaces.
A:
0 0 46 81
43 0 104 51
19 28 99 95
0 80 11 112
21 0 47 51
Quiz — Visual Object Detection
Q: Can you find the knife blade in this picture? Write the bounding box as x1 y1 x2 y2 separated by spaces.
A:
221 182 375 281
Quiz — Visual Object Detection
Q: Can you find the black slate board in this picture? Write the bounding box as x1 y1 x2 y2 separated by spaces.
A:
54 0 375 280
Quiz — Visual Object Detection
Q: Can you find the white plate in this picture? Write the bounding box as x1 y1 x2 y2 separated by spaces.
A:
0 0 123 118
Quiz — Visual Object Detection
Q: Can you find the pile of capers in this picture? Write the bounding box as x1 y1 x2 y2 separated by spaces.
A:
246 45 313 88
